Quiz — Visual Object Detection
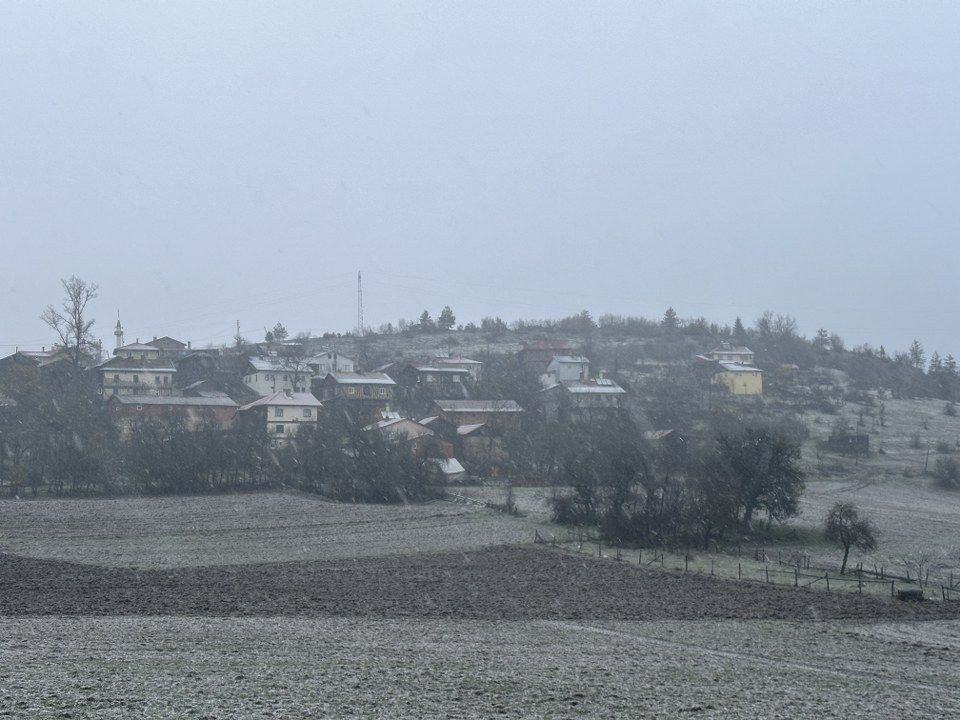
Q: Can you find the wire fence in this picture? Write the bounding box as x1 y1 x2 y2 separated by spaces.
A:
534 529 960 603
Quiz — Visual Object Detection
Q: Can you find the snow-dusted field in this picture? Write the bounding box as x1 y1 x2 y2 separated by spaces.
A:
0 492 537 568
1 616 957 718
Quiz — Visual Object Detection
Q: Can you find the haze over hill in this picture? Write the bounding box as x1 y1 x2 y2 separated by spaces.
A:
2 2 960 355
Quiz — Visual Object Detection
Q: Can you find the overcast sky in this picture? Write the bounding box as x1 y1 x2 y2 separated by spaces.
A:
1 2 958 357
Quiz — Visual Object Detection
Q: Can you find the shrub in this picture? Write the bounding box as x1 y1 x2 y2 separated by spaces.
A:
933 457 960 490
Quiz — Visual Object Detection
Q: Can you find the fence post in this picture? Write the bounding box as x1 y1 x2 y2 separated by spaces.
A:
825 573 830 591
638 551 642 565
765 567 769 584
685 554 689 572
794 568 798 587
891 581 895 598
598 541 602 558
738 562 741 579
710 559 714 576
660 553 664 569
858 576 862 594
616 547 622 562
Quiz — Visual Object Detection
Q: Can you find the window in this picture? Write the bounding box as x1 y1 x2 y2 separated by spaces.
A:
163 376 169 384
114 374 120 383
275 424 284 434
274 408 284 418
155 376 161 384
136 404 143 411
347 387 356 395
379 388 387 397
133 374 139 383
303 408 312 418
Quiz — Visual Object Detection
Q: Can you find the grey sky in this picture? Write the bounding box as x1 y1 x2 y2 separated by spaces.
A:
1 2 958 356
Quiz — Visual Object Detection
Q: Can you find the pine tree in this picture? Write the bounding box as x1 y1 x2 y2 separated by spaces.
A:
733 316 749 346
418 310 436 332
814 328 830 351
929 352 943 374
437 306 456 330
661 307 679 331
909 339 925 369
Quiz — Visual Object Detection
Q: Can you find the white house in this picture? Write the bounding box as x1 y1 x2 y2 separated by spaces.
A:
307 349 355 376
544 355 590 385
704 343 755 366
237 389 323 442
243 357 313 397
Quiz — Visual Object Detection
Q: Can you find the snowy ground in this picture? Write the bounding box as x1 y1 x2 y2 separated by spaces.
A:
0 492 538 568
1 616 957 718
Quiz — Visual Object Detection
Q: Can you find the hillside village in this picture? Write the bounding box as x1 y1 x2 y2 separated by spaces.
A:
3 301 959 495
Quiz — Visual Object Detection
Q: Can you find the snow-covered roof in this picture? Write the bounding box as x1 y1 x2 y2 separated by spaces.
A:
435 399 523 413
434 356 482 365
245 357 305 374
551 355 590 364
116 343 160 352
559 379 626 395
456 423 486 436
238 390 323 411
710 345 753 355
324 372 396 385
414 366 471 374
717 362 762 373
430 457 466 476
98 357 176 372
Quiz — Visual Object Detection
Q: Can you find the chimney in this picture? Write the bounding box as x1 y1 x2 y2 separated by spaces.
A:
187 341 192 350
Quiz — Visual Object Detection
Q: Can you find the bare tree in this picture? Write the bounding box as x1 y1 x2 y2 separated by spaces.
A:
41 276 99 368
824 502 878 574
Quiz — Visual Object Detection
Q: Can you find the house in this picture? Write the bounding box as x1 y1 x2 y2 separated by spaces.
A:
306 350 355 376
107 394 238 433
428 457 467 483
517 341 578 374
147 336 189 359
433 399 523 428
242 357 313 397
316 372 396 421
710 362 763 396
364 416 454 458
704 343 755 366
540 377 627 422
390 364 472 399
237 389 323 442
97 356 177 398
457 422 508 466
543 355 590 385
432 353 483 382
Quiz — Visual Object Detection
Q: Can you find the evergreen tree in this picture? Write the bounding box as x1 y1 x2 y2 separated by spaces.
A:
814 328 830 351
733 316 749 346
437 306 456 330
929 352 943 374
661 307 679 331
418 310 436 332
909 339 925 369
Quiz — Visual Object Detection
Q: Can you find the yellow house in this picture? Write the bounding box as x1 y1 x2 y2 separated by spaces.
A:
711 362 763 396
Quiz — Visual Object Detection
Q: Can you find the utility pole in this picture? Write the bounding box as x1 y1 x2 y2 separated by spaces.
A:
357 271 364 337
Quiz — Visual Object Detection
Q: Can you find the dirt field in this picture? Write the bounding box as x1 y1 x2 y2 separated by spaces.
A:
3 493 959 718
0 492 537 567
3 545 958 621
1 616 958 718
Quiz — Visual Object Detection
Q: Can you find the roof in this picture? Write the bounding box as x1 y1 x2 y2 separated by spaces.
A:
551 355 590 364
364 417 435 436
324 372 396 386
710 345 753 354
419 415 439 425
429 457 466 476
110 395 238 408
413 366 471 374
717 362 762 373
434 399 523 413
238 390 323 411
456 423 487 436
556 379 626 395
308 350 356 362
116 343 160 352
148 337 186 347
434 356 482 365
245 357 305 374
98 357 176 372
